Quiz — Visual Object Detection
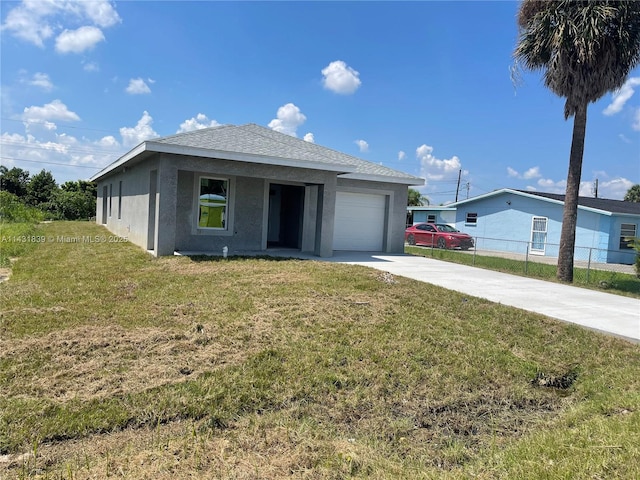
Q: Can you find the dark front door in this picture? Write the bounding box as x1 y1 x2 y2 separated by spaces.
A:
267 184 304 248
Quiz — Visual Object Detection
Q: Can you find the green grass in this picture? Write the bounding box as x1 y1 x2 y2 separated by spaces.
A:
405 245 640 298
1 221 639 479
0 223 43 267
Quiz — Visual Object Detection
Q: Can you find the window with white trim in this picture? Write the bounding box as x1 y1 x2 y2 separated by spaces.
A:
465 212 477 224
197 177 229 229
620 223 636 249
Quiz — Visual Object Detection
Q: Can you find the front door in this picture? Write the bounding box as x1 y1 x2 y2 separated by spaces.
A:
267 184 305 248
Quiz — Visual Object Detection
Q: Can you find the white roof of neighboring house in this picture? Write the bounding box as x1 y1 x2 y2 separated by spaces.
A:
91 123 424 186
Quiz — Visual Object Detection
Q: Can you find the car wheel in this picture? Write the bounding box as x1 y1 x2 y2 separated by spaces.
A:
437 237 446 249
407 234 415 246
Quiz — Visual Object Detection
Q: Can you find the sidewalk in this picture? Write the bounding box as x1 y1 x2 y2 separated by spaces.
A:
323 252 640 343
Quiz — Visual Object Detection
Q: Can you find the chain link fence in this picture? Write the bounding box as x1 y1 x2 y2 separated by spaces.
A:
410 235 638 282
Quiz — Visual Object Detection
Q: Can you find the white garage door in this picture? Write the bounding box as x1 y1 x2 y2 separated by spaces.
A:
333 191 386 251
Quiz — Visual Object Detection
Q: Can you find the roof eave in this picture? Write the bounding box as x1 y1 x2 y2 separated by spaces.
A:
339 172 425 186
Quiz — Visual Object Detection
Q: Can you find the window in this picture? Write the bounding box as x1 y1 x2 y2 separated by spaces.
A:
465 212 477 224
108 183 112 217
117 181 122 220
620 223 637 249
198 177 228 229
530 216 548 254
427 214 436 223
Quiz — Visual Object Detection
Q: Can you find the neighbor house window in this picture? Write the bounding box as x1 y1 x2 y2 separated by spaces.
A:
117 181 122 220
198 177 229 229
620 223 637 249
465 212 477 224
108 183 113 217
427 214 436 223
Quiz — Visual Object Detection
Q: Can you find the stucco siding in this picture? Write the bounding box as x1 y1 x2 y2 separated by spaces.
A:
95 156 159 249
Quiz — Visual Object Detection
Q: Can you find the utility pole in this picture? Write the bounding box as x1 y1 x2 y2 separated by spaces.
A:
593 178 598 198
455 169 462 202
466 182 470 199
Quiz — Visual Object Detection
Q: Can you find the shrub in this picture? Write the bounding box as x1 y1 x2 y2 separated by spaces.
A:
0 191 45 223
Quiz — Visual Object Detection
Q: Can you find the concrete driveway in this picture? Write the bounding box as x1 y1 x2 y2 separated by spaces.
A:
322 252 640 343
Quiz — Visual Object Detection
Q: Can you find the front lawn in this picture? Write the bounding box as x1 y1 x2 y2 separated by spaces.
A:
1 222 638 479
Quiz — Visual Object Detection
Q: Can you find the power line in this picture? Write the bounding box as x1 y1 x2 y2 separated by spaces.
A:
0 156 102 169
1 117 117 134
0 139 122 158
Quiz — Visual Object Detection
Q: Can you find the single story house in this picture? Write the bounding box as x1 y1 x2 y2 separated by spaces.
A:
90 123 424 257
450 188 640 265
406 206 457 227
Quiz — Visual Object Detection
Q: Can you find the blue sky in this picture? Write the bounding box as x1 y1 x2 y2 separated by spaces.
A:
1 0 639 205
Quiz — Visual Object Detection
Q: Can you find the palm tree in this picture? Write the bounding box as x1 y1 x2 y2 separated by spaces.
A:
407 188 429 206
514 1 640 282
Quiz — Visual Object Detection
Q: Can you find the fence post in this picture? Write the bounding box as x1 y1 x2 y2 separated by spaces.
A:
473 237 476 266
525 244 529 275
586 248 592 283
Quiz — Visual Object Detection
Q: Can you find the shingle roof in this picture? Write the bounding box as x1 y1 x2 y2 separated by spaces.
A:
515 190 640 215
152 123 422 182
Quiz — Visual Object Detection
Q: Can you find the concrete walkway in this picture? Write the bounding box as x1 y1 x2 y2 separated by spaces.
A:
321 252 640 343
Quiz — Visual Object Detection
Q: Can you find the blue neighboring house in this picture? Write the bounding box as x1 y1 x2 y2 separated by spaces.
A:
406 206 457 226
448 188 640 265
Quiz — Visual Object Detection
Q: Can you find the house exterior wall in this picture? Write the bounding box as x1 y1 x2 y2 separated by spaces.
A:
607 215 639 264
95 155 159 249
411 209 456 225
453 191 636 264
337 178 408 253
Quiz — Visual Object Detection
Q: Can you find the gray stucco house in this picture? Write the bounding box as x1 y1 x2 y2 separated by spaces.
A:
451 188 640 264
90 123 423 257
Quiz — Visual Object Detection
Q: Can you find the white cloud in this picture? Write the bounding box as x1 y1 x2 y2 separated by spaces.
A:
177 114 221 133
83 61 99 72
303 132 315 143
507 166 542 179
523 166 541 179
355 139 369 153
55 26 105 53
119 111 158 147
268 103 306 136
633 108 640 131
28 72 53 91
595 177 635 200
2 0 120 48
535 178 566 194
126 78 152 95
22 99 80 122
398 151 406 161
603 77 640 116
416 144 462 180
81 0 122 28
321 60 361 95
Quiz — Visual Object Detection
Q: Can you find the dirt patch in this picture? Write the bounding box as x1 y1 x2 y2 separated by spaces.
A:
0 267 11 283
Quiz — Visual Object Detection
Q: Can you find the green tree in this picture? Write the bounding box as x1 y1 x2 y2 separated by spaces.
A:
407 188 428 206
26 169 58 207
624 184 640 202
0 166 30 197
50 190 94 220
514 0 640 282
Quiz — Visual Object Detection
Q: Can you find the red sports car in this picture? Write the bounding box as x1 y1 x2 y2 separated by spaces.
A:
405 223 474 250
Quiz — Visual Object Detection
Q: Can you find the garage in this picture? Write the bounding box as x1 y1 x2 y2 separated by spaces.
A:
333 191 387 251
